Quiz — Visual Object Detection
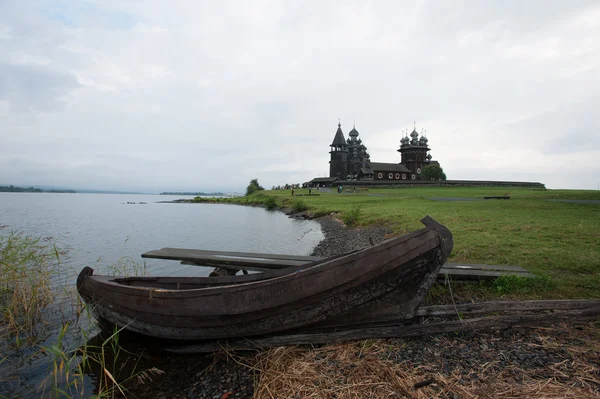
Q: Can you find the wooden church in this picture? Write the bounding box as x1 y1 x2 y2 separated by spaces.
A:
326 122 438 182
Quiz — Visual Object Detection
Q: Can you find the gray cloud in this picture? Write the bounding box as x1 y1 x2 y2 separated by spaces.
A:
0 0 599 191
0 62 80 112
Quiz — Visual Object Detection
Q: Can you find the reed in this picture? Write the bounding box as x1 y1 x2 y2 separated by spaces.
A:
0 231 160 398
39 321 163 398
104 256 149 277
0 231 64 347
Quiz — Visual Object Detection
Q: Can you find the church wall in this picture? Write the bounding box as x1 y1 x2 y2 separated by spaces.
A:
335 180 546 189
374 171 412 181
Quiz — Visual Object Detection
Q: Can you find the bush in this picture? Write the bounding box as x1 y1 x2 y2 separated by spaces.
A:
264 196 279 211
245 178 264 196
291 199 308 213
342 205 363 227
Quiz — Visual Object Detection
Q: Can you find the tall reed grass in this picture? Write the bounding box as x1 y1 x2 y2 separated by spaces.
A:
0 231 160 398
39 323 163 398
0 231 64 346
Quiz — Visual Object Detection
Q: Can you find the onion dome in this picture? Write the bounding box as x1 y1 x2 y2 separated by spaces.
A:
349 125 359 139
410 128 419 139
400 130 410 145
420 129 428 144
426 154 432 161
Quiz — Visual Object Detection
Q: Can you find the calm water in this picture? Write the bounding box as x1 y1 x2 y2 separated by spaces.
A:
0 193 324 397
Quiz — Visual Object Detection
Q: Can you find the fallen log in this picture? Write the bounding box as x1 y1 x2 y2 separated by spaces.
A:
414 299 600 317
164 301 600 353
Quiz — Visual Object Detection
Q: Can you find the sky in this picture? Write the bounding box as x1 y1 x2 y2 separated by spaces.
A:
1 0 599 192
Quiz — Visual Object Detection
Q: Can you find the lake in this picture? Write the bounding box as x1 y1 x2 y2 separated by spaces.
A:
0 193 324 398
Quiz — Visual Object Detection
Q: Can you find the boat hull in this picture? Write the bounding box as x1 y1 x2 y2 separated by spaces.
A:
77 216 453 340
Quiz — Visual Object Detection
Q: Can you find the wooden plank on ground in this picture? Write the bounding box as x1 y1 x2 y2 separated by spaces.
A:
444 263 529 272
414 299 600 317
438 268 536 280
164 303 600 353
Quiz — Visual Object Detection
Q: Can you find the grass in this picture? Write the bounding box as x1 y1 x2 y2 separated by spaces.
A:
210 185 600 299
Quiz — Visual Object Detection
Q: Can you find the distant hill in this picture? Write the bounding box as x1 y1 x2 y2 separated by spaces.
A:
76 189 150 194
0 185 75 193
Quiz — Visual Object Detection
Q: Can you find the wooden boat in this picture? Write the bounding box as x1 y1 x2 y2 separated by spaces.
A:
76 216 453 340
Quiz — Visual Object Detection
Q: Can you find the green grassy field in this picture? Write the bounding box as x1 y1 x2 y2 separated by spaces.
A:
208 186 600 300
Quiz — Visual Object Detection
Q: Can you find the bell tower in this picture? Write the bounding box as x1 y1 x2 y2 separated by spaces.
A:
329 122 348 179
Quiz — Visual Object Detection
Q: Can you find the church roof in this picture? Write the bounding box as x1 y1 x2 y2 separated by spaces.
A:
331 123 346 146
360 167 374 174
370 162 411 173
349 126 359 137
310 177 340 183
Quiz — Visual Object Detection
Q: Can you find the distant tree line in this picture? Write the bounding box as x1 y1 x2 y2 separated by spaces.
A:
0 185 42 193
160 191 224 196
0 185 75 193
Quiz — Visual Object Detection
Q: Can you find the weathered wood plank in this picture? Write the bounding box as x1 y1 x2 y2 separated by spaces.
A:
444 263 529 272
311 299 600 330
414 299 600 317
438 268 536 279
143 248 323 262
164 305 600 353
142 248 314 269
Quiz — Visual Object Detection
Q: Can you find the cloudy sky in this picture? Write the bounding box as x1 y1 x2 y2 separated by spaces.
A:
1 0 599 192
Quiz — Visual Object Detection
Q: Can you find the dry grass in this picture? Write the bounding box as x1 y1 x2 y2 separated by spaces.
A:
251 327 600 399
